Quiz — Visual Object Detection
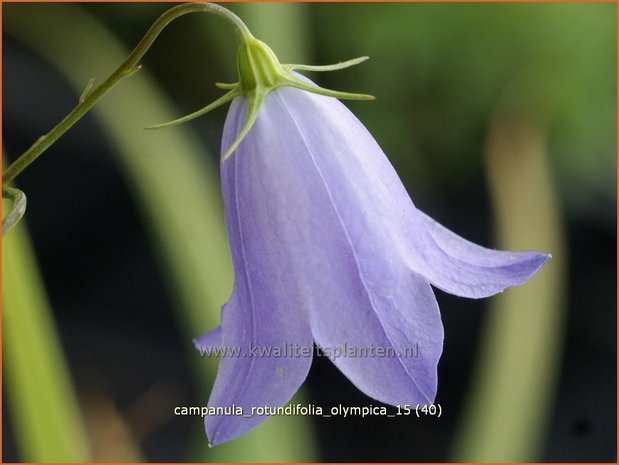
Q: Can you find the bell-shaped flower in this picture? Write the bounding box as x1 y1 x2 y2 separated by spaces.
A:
152 7 550 447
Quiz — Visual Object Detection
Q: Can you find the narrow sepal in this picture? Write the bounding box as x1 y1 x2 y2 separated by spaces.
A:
284 56 369 73
144 89 239 130
220 94 264 162
286 78 375 101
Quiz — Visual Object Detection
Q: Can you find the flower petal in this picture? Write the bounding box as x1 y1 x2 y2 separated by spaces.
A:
310 262 443 406
206 97 315 446
235 87 444 406
418 211 551 298
194 326 221 353
278 76 549 299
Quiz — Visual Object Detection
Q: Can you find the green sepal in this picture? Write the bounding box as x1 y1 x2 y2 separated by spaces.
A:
215 82 238 90
145 88 241 130
220 92 264 163
284 56 369 73
284 78 375 101
145 11 373 163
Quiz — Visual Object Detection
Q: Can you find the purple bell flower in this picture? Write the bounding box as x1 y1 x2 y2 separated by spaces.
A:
152 7 549 446
196 83 549 445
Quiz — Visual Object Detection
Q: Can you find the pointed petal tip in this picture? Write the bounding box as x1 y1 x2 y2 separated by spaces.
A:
206 428 227 448
205 415 239 448
193 326 222 353
498 249 552 291
205 419 220 447
417 212 554 298
205 421 222 447
349 364 438 408
530 249 552 271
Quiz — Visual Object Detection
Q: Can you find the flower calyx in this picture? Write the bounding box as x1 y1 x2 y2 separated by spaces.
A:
145 8 374 162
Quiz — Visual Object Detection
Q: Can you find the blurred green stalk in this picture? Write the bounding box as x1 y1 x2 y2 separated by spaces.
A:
451 100 566 461
5 3 316 461
2 211 91 461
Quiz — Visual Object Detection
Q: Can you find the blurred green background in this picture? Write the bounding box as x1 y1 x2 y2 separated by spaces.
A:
2 2 616 462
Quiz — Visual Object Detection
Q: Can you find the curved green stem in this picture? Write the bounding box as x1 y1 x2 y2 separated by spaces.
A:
2 3 249 186
2 186 27 236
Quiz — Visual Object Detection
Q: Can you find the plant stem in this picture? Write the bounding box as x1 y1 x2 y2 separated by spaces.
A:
2 186 27 236
2 3 249 185
3 220 92 461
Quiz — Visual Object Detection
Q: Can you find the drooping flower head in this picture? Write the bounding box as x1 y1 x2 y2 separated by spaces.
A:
156 5 550 447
